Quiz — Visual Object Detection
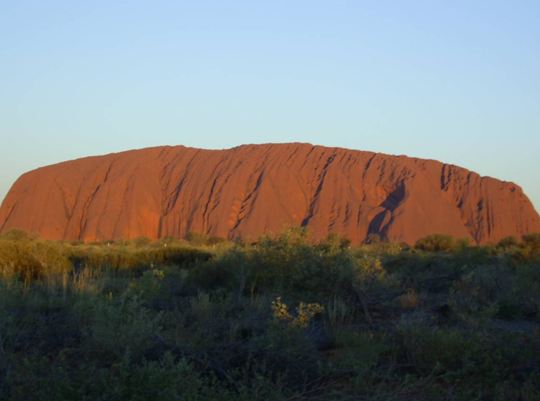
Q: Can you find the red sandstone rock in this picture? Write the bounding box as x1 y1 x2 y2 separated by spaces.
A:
1 143 538 244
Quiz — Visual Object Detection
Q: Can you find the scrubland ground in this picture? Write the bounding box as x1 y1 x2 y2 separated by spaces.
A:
1 229 540 401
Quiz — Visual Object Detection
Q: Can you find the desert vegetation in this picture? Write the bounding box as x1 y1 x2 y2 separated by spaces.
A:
0 229 540 400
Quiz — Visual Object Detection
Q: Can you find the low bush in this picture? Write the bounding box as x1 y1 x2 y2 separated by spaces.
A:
415 234 457 252
0 239 71 285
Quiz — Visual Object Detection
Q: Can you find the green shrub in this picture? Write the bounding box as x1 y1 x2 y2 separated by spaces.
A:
185 232 227 246
0 229 36 241
520 233 540 260
449 264 512 319
0 239 71 284
83 294 163 361
398 323 470 374
415 234 457 252
332 330 388 377
497 236 519 249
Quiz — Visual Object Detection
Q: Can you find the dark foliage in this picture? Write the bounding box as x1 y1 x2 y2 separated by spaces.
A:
1 231 540 400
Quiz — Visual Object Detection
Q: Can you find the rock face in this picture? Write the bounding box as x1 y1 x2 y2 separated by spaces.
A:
1 143 539 244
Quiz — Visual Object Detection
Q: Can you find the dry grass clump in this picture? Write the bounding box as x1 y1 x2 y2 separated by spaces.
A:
398 288 419 310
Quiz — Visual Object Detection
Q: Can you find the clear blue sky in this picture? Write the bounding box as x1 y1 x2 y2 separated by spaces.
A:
1 0 539 211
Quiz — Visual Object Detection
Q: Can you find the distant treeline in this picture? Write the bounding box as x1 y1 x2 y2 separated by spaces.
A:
1 228 539 284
